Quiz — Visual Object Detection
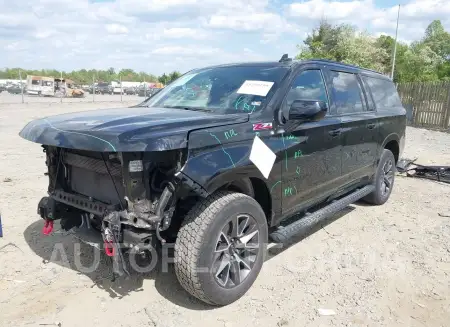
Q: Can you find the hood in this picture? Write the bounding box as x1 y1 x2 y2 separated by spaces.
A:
19 106 249 152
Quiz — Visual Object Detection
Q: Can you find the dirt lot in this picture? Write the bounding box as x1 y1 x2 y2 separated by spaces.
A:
0 101 449 327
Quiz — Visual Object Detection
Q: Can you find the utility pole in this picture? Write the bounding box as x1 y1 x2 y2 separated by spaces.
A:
60 71 63 103
391 4 401 80
19 69 24 104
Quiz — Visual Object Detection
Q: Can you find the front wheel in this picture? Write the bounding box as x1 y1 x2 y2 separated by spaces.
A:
174 191 268 306
363 149 396 205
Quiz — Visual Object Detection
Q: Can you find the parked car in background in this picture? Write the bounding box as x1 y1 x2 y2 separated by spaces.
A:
96 82 113 95
7 84 25 94
124 86 137 95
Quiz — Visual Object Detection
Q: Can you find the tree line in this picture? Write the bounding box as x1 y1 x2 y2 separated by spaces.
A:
0 67 182 85
1 19 449 84
297 19 450 83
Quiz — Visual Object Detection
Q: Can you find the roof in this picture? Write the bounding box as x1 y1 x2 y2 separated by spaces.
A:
191 57 388 80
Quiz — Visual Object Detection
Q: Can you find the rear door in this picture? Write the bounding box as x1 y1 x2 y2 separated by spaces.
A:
279 66 343 219
323 68 379 187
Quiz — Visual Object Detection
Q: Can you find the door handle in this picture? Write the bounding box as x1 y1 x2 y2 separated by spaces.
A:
366 123 376 129
328 128 341 137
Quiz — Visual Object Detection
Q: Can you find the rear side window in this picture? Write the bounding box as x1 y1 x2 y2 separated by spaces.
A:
363 76 402 108
329 71 365 114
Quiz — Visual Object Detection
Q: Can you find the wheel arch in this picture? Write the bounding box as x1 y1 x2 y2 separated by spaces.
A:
205 171 274 227
381 133 400 164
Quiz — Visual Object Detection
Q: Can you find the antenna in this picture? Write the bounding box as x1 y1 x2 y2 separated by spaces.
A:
279 54 292 62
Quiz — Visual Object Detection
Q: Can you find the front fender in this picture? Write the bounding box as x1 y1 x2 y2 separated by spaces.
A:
179 123 284 217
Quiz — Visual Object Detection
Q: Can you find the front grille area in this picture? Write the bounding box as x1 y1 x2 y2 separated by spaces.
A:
62 152 125 205
63 152 122 177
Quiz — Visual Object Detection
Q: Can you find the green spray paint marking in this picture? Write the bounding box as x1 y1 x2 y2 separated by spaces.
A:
224 129 238 140
284 185 298 197
294 150 303 159
44 118 117 151
296 166 301 175
284 187 293 197
270 180 281 194
286 135 299 142
209 133 236 168
235 96 256 113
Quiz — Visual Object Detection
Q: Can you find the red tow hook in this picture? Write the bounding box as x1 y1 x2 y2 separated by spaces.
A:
104 240 115 257
42 219 54 235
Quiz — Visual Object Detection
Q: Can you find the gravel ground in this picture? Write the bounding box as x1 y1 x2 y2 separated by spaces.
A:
0 101 449 327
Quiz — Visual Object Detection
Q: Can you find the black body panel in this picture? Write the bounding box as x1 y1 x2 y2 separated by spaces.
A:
20 59 406 230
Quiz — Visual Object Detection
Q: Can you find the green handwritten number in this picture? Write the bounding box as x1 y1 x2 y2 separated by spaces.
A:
235 96 244 110
235 96 256 112
294 150 302 159
296 166 301 175
284 187 293 197
224 129 238 140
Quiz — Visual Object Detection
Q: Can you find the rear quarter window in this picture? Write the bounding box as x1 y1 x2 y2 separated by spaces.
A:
363 76 402 108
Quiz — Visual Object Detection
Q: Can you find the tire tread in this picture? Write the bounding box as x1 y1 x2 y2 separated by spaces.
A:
174 191 253 305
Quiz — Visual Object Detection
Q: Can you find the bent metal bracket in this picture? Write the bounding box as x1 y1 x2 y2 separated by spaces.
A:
397 158 450 184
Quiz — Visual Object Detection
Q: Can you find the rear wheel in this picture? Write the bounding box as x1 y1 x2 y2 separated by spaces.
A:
174 191 268 306
363 149 396 205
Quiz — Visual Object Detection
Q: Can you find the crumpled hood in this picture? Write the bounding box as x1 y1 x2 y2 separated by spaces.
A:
19 106 249 152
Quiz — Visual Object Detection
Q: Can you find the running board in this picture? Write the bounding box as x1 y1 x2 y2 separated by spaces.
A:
269 185 375 244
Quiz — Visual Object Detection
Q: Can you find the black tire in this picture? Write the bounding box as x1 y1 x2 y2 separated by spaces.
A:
363 149 396 205
174 191 268 306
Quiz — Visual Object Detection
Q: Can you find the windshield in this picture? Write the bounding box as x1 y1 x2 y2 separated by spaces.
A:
142 65 289 114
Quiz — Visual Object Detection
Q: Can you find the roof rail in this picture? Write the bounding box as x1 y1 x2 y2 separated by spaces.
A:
308 59 381 74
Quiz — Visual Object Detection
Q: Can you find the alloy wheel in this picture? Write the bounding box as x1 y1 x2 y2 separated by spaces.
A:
380 159 395 196
213 214 260 288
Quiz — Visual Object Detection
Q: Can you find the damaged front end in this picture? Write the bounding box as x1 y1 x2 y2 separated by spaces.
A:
37 145 199 277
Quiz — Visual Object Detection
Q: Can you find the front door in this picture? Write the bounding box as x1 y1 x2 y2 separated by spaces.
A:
279 68 343 219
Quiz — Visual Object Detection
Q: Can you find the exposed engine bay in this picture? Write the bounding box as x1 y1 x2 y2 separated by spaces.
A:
37 145 196 277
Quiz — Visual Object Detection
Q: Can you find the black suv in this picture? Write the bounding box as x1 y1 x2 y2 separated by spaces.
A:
20 56 406 306
96 82 113 94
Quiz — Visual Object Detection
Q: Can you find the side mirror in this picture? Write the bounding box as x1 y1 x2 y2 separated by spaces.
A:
288 100 328 121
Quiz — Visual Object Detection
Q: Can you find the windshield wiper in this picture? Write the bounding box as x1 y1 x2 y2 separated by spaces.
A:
164 106 212 112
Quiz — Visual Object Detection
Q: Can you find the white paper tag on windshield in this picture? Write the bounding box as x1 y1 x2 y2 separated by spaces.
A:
249 135 276 179
237 80 274 97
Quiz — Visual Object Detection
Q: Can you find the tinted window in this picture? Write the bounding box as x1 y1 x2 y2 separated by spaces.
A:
286 70 328 107
363 76 402 108
329 71 365 114
143 66 289 114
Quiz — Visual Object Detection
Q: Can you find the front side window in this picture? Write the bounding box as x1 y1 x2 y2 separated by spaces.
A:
329 71 365 114
285 69 328 108
141 66 289 114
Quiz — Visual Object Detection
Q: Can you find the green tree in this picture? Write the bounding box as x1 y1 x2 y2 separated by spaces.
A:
296 21 389 73
158 73 169 84
168 71 181 83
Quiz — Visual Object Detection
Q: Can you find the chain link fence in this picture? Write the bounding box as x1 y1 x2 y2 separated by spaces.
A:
0 72 155 105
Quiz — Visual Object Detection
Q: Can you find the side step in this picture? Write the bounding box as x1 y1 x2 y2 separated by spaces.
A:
269 185 375 244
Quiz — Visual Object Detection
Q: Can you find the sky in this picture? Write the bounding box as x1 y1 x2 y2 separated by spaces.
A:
1 0 449 75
